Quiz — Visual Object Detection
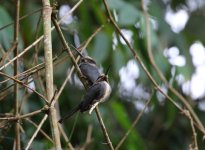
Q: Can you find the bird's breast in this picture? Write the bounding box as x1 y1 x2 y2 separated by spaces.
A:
100 81 111 102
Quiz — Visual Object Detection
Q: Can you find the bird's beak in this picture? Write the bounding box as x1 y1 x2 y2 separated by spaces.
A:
105 65 111 75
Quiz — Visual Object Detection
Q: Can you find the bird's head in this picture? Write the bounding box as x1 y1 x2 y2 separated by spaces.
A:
96 65 110 82
96 74 108 82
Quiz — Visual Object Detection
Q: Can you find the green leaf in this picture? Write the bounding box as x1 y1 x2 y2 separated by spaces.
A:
118 4 139 26
107 0 125 10
91 32 111 63
0 6 13 50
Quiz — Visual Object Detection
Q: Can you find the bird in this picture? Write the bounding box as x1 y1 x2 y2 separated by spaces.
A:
73 47 101 86
58 73 111 123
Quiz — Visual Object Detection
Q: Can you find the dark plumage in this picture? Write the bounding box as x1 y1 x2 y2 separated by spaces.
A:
59 75 111 123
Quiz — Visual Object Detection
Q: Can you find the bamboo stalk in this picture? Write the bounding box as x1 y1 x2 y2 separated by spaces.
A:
42 0 61 149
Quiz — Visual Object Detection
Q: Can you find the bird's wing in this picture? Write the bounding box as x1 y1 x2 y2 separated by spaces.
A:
79 64 101 83
79 82 105 112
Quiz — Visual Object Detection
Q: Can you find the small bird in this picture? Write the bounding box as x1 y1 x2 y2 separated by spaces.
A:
73 47 101 85
59 73 111 123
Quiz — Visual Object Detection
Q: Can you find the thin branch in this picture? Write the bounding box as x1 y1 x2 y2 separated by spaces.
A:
79 125 93 150
0 8 43 31
14 0 21 149
95 107 114 150
0 35 44 71
51 15 88 88
183 110 198 150
42 0 61 149
25 114 48 150
0 72 48 103
0 105 49 121
58 124 75 150
25 118 53 144
102 0 181 110
0 43 17 67
0 0 84 71
115 93 153 150
140 0 205 134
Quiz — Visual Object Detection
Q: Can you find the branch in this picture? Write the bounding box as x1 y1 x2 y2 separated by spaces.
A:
25 118 53 144
0 105 49 121
0 0 84 71
42 0 61 149
25 114 48 150
0 72 48 103
14 0 21 149
115 92 153 150
140 0 205 134
95 107 114 150
51 16 88 88
102 0 182 110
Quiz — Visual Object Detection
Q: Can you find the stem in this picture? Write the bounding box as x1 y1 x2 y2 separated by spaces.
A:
25 115 48 150
14 0 20 149
42 0 61 149
95 107 114 150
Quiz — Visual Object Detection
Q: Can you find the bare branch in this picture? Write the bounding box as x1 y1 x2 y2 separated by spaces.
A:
25 114 48 150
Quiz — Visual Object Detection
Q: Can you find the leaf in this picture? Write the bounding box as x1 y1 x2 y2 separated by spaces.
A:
91 32 111 63
118 4 139 26
107 0 125 10
0 6 13 50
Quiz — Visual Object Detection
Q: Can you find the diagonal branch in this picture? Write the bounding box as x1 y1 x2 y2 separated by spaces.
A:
0 72 48 103
25 114 48 150
140 0 205 134
115 92 154 150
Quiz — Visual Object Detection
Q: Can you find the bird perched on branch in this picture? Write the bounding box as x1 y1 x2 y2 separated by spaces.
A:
59 71 111 123
73 47 101 86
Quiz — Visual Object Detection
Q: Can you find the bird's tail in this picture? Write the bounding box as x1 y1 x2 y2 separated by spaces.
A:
58 105 80 124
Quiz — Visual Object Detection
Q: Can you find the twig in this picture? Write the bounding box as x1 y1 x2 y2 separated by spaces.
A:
25 114 48 150
58 124 75 150
51 15 88 88
80 125 93 149
95 106 114 150
25 118 53 144
0 43 17 67
14 0 21 149
183 110 198 150
42 0 61 149
140 0 205 134
115 93 153 150
0 105 49 121
0 0 84 71
0 72 48 103
0 8 43 31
